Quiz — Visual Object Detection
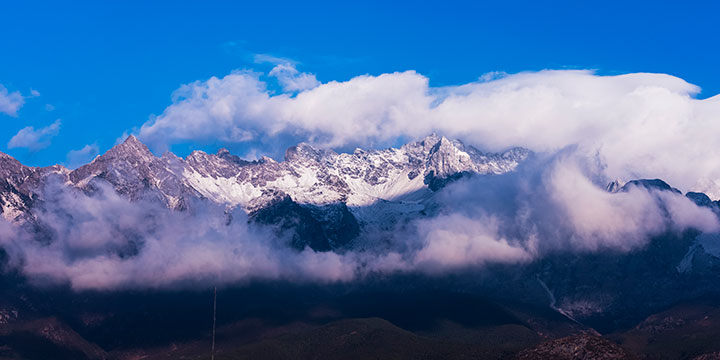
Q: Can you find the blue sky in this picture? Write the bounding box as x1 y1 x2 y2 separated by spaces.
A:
1 0 719 167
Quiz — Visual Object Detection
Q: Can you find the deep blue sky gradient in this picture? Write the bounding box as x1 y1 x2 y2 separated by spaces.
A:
1 0 719 166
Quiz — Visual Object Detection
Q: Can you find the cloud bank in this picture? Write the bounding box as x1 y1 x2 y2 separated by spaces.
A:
138 68 720 194
0 179 355 290
1 150 717 290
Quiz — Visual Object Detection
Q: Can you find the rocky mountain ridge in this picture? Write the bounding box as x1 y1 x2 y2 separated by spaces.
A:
0 134 530 250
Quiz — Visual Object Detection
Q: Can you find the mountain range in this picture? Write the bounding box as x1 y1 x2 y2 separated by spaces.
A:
0 134 529 251
3 134 720 359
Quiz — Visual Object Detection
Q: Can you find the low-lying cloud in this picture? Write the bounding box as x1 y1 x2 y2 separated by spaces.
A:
0 84 25 117
1 149 717 290
0 179 356 289
418 151 720 260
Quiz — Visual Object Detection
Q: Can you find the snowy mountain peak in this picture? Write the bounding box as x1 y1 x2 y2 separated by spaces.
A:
215 148 252 166
185 149 208 160
416 133 443 150
259 156 277 164
177 134 532 209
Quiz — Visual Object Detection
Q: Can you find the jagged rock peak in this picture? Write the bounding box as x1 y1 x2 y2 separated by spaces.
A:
0 151 15 160
0 151 22 165
606 179 624 193
413 133 447 152
402 134 471 158
285 143 336 162
105 135 155 160
186 149 208 158
161 151 181 161
686 191 713 207
429 135 464 154
259 156 276 164
500 146 532 160
621 179 682 194
0 151 32 180
215 148 252 166
121 134 143 148
421 132 442 143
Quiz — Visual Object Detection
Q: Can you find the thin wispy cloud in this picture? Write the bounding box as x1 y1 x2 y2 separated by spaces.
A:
0 84 25 117
7 119 61 151
254 53 298 66
65 143 100 169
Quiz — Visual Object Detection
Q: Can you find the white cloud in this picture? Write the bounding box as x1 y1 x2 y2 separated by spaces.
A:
0 84 25 117
407 150 720 268
7 119 61 151
413 214 532 271
254 53 298 65
65 143 100 169
254 54 320 92
0 181 357 289
269 63 320 92
138 69 720 194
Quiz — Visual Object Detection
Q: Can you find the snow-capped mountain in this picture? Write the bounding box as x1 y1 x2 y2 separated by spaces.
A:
182 133 529 209
4 134 720 342
0 134 529 250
